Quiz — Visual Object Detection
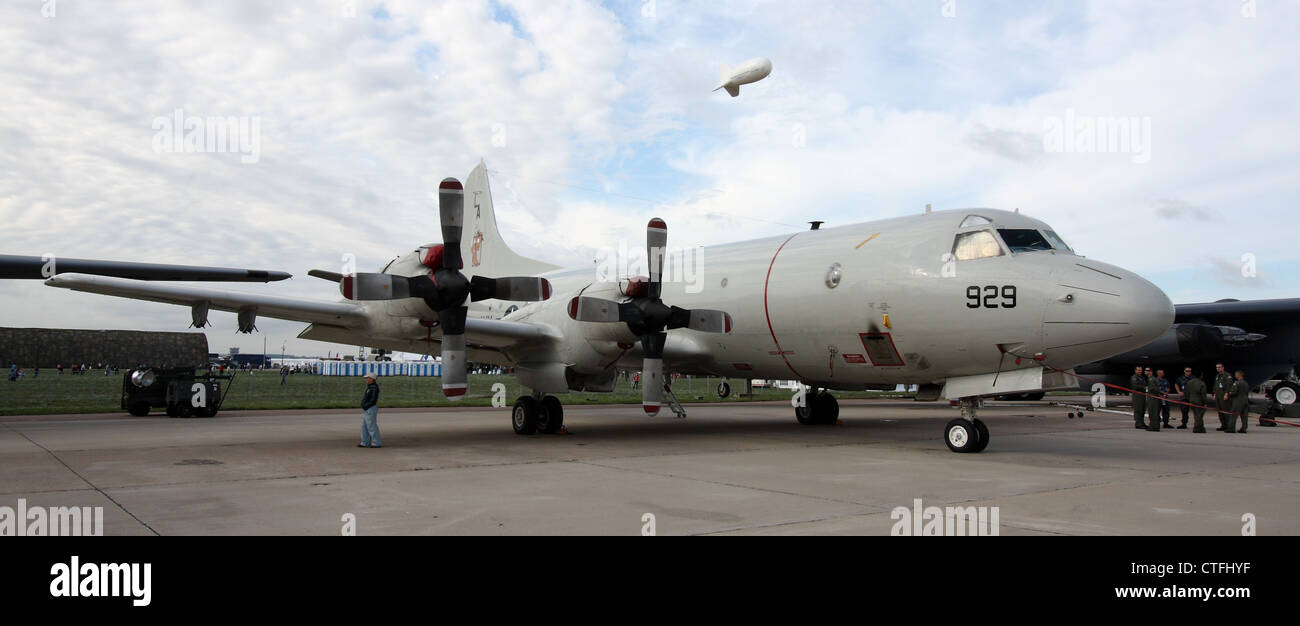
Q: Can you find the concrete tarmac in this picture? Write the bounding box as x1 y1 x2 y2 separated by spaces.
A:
1 398 1296 535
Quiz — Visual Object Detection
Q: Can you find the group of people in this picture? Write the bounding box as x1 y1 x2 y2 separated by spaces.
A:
1129 363 1257 433
6 363 119 381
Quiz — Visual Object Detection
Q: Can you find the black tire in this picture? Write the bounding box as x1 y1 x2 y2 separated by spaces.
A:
1270 381 1299 407
970 418 990 453
128 402 151 417
538 396 564 434
512 396 540 435
815 392 839 424
717 380 731 399
944 418 979 453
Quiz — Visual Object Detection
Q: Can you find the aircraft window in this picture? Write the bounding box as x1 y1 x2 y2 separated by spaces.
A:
1042 230 1074 253
997 229 1053 254
959 215 993 228
952 230 1004 261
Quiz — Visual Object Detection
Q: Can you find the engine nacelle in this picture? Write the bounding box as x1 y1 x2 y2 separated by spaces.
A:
237 306 258 334
191 300 210 328
1106 323 1225 363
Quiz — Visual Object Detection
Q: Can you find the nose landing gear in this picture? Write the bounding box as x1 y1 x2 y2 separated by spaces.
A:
945 398 989 453
795 389 839 425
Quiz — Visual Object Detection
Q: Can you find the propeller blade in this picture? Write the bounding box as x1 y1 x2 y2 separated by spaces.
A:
438 306 469 400
341 273 411 300
440 334 467 399
646 217 667 299
308 269 343 283
439 178 464 270
667 306 732 333
568 296 623 323
640 332 667 415
470 276 552 302
641 359 663 415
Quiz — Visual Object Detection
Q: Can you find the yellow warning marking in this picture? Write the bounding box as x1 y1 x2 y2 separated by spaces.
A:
855 233 880 249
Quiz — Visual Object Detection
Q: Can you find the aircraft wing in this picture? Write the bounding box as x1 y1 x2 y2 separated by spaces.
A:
44 273 369 328
0 254 291 282
1176 298 1300 325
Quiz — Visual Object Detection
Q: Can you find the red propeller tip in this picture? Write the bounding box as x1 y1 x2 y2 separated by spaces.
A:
643 404 660 415
647 218 667 230
541 279 551 300
439 178 463 191
443 386 467 397
568 296 579 319
341 275 354 300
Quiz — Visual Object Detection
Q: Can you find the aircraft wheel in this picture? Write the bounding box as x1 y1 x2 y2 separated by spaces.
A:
512 396 540 435
1271 382 1299 406
128 402 151 417
538 396 564 434
944 418 979 453
795 394 816 425
970 418 990 453
717 380 731 399
815 392 839 424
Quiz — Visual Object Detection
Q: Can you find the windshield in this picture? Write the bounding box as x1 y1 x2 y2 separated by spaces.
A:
997 229 1053 254
1041 230 1074 253
952 230 1004 261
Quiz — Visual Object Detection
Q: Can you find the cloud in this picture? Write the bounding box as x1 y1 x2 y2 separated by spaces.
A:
1153 198 1217 221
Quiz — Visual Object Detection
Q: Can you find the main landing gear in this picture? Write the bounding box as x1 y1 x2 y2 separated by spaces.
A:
795 389 839 425
944 398 989 453
512 394 565 435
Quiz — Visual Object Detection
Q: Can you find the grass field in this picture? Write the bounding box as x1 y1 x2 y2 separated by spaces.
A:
0 371 911 416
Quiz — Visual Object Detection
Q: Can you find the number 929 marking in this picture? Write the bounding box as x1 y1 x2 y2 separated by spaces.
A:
966 285 1017 309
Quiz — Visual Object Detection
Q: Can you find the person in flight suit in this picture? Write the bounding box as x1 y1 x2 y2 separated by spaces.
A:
1131 366 1148 429
1183 370 1209 433
1213 363 1234 431
1174 367 1195 429
1228 371 1251 434
1155 369 1172 428
1145 368 1164 431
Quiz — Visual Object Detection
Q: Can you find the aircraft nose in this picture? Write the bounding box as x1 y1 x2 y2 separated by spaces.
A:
1044 260 1174 364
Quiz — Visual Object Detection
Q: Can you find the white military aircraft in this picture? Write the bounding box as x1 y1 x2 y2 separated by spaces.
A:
37 162 1174 452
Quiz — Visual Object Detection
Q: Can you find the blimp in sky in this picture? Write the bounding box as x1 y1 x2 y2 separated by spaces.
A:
712 57 772 97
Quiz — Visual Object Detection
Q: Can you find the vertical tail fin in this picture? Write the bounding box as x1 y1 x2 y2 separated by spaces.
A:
713 63 739 96
461 161 561 278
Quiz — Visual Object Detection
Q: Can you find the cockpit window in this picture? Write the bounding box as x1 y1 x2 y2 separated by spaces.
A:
1041 230 1074 253
997 229 1053 254
952 230 1004 261
959 215 993 228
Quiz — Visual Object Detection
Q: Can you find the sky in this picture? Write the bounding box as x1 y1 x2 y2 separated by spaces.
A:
1 0 1297 357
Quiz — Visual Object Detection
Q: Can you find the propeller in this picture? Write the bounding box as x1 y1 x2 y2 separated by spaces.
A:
567 218 732 415
340 177 552 399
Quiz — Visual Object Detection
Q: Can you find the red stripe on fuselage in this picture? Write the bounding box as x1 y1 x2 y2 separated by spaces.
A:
763 234 804 379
